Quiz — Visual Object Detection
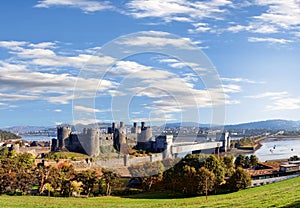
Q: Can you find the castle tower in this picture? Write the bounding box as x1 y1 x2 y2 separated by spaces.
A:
84 128 100 156
51 138 58 152
57 126 71 149
131 122 138 133
137 122 152 150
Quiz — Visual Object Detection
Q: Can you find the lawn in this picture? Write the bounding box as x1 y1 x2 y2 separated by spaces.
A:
1 176 300 208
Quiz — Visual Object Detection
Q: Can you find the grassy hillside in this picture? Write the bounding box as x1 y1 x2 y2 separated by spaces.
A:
1 176 300 208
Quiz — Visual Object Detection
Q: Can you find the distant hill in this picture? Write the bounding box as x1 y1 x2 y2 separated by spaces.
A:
0 129 21 140
3 120 300 133
3 126 54 134
165 119 300 130
225 119 300 130
165 122 211 128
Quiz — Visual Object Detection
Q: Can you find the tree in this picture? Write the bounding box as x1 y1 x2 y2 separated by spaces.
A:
235 154 246 168
222 155 235 177
0 153 36 195
197 167 215 200
75 170 97 196
129 161 165 191
204 155 225 187
101 169 120 196
70 181 83 196
181 165 199 195
244 156 250 168
229 167 251 191
43 183 54 197
250 155 259 167
57 162 75 197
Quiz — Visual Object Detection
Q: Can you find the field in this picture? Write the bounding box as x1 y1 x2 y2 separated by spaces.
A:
1 176 300 208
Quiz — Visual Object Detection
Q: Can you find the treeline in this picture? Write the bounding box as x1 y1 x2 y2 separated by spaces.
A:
0 147 120 197
0 146 256 198
0 130 21 141
129 154 255 196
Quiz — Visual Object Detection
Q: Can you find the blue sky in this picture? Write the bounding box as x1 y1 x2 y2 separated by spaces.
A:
1 0 300 128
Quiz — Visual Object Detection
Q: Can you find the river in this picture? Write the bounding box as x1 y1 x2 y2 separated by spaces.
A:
21 135 55 141
252 138 300 161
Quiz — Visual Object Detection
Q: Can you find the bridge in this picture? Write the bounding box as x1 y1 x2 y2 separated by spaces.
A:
171 141 222 155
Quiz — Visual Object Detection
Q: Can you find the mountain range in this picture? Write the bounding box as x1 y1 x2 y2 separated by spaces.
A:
166 119 300 130
2 119 300 133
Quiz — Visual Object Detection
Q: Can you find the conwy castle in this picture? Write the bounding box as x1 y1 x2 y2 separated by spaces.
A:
51 122 230 158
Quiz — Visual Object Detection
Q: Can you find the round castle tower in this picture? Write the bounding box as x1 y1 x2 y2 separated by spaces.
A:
57 126 71 149
81 128 100 156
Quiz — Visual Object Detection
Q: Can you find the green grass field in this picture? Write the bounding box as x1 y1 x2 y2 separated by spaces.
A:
1 176 300 208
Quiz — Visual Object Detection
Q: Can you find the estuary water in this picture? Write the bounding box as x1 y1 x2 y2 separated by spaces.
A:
253 138 300 162
21 135 55 141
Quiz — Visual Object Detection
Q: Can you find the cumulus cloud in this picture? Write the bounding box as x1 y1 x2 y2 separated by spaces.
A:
126 0 232 22
227 1 300 42
117 33 197 49
0 41 117 105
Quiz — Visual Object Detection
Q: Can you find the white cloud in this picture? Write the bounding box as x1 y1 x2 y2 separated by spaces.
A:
28 42 57 49
126 0 232 22
266 98 300 111
222 84 242 93
188 22 211 33
158 58 205 71
248 37 293 44
74 105 103 113
246 91 300 111
246 91 289 100
54 109 62 112
227 24 251 33
253 0 300 29
0 92 39 101
117 34 197 50
221 77 264 84
72 118 101 125
227 1 300 41
227 23 278 34
35 0 114 13
0 41 28 50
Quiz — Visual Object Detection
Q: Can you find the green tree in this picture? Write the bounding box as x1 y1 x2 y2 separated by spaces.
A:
181 165 199 195
250 155 259 167
229 167 251 191
70 181 83 196
44 183 54 197
222 155 235 177
57 162 76 197
235 154 246 168
204 155 225 187
129 161 165 191
244 156 250 168
101 169 120 196
197 167 215 199
75 169 97 196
